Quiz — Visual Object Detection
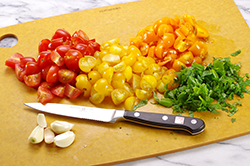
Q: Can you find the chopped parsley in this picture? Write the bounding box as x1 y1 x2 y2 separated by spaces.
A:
132 99 148 111
231 118 236 123
154 56 250 117
231 49 241 57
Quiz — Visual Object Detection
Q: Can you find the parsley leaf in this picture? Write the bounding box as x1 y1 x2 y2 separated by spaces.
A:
154 56 250 116
132 99 148 111
230 49 241 57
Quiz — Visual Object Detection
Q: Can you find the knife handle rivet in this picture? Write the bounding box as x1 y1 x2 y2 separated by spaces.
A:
162 115 168 121
134 112 140 117
191 119 197 124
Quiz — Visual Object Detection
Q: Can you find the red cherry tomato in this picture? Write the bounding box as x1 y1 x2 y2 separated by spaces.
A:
37 51 53 68
72 30 89 44
48 38 63 50
51 84 65 98
58 69 76 84
46 65 60 83
74 43 88 55
88 40 101 52
38 39 50 53
64 83 81 99
39 81 55 90
52 29 71 42
5 53 24 68
64 49 83 70
15 63 26 82
50 51 64 66
37 86 54 104
25 62 41 75
55 45 71 57
20 57 36 67
24 72 42 87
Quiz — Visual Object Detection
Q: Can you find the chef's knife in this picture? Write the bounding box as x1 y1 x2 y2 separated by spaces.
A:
24 103 205 135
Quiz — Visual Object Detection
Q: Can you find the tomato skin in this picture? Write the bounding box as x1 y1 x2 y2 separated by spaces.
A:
37 51 53 68
15 63 26 82
64 49 83 70
48 38 63 50
46 65 60 83
37 86 54 104
64 83 81 99
50 51 64 66
55 45 71 57
72 30 89 44
5 53 24 68
74 43 88 55
58 69 77 84
51 84 65 98
38 39 50 53
25 62 41 75
52 29 71 42
39 81 55 90
20 57 36 67
24 72 42 87
89 40 101 52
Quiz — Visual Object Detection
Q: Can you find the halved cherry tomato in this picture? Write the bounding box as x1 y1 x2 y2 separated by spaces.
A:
48 37 63 50
52 29 71 42
58 69 76 84
24 72 42 87
46 65 60 83
25 62 41 75
15 63 26 82
39 81 55 90
38 39 50 53
89 40 101 52
51 84 65 98
37 51 53 68
37 86 54 104
64 49 83 70
72 30 89 44
74 43 88 55
20 57 36 68
50 51 64 66
5 53 24 68
55 45 71 57
64 83 81 99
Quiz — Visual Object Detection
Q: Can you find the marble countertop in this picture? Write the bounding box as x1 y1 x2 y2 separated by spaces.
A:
0 0 250 166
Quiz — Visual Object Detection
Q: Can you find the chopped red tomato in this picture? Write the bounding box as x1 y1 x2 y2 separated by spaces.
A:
15 63 26 82
51 84 65 98
58 69 76 84
24 72 42 87
37 86 54 104
46 65 60 83
50 51 64 66
64 49 83 70
64 83 81 99
38 39 50 53
25 62 41 75
5 52 23 68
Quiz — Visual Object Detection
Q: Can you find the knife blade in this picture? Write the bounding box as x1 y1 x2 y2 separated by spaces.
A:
24 103 205 135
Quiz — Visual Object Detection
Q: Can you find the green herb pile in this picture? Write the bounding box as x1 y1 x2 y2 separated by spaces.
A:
154 54 250 117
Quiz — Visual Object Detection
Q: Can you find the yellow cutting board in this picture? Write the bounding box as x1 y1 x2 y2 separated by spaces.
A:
1 0 250 165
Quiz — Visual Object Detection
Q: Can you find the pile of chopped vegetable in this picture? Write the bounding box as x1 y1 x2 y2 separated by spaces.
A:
154 54 250 117
5 14 210 110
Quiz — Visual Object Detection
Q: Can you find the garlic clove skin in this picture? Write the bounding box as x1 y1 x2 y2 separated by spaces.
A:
28 126 44 144
44 127 55 144
37 113 47 128
54 131 75 148
50 121 74 134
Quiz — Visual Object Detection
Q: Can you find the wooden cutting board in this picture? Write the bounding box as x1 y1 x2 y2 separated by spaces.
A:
1 0 250 165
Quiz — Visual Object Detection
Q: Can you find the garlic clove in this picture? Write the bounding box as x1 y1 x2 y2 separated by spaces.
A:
37 113 47 128
28 126 44 144
50 121 74 134
44 127 55 144
54 131 75 148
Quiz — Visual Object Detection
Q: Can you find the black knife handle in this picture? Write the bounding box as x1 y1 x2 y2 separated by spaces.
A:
123 110 205 135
